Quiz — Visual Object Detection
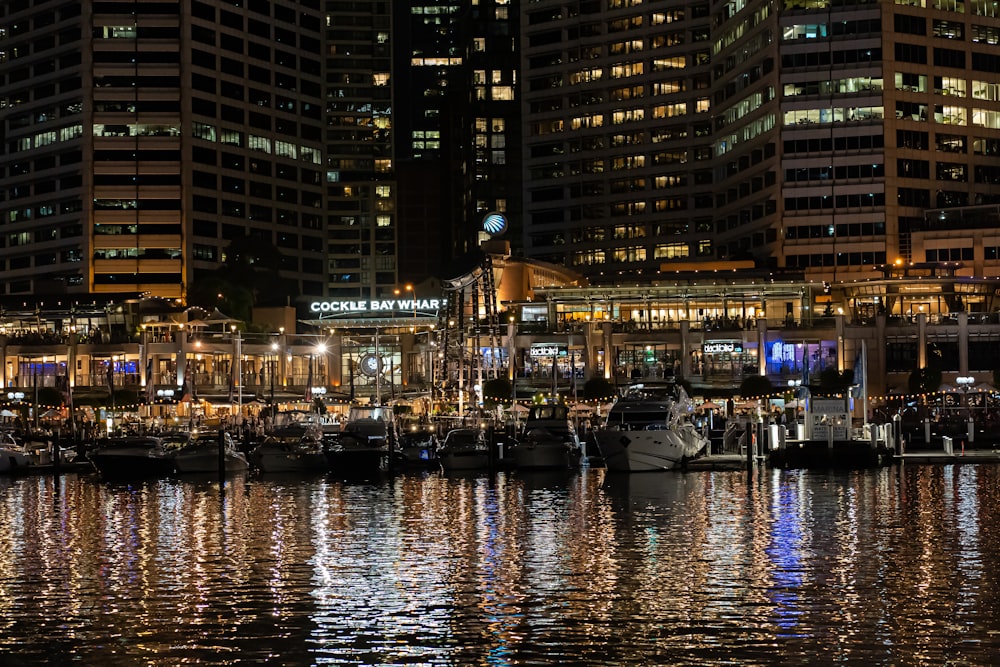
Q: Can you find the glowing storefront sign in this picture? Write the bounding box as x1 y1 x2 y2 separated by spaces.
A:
703 341 743 354
529 344 566 358
309 298 442 315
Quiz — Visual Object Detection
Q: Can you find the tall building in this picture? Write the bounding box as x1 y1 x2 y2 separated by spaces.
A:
324 0 396 300
521 0 715 282
393 0 522 283
521 0 1000 285
0 0 326 300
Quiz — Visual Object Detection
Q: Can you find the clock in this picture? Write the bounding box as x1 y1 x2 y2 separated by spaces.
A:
359 353 382 377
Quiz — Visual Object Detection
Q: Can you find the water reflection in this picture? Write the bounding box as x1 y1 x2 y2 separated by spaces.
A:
1 465 999 665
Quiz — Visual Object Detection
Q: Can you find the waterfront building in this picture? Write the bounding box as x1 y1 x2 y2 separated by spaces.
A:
4 262 1000 428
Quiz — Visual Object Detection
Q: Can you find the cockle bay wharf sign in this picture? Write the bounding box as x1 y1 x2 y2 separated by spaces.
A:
308 298 443 316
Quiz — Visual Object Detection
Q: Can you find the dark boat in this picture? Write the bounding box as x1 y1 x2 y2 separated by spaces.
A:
250 423 328 474
87 436 176 478
509 404 583 470
438 428 491 472
325 405 390 477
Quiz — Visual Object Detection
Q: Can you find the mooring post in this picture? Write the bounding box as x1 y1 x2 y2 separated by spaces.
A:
217 429 226 487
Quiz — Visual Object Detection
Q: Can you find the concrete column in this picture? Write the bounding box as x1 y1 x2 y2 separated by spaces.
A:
835 314 845 372
917 313 927 369
680 320 691 377
583 321 597 381
602 321 613 380
757 318 768 375
175 324 188 388
331 333 343 388
958 312 969 375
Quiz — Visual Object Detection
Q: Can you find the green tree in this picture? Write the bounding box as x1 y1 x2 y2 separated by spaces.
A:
816 367 853 394
35 386 65 407
582 377 616 401
186 235 297 320
482 378 513 408
739 374 774 398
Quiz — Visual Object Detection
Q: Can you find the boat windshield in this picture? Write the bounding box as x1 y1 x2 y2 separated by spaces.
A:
606 410 668 427
528 405 569 421
445 430 481 446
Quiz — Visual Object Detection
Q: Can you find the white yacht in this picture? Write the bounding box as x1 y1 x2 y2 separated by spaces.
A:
0 432 31 473
592 383 708 472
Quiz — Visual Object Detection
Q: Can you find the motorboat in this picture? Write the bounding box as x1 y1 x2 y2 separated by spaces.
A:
394 424 439 468
250 422 328 474
0 432 31 474
87 435 176 478
437 428 491 472
325 405 390 477
171 430 249 474
592 383 708 472
269 410 337 437
510 403 583 470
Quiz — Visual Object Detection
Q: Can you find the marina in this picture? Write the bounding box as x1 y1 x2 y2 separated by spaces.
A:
3 462 1000 665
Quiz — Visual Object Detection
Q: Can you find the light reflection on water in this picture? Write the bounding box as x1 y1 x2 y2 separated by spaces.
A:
1 465 999 665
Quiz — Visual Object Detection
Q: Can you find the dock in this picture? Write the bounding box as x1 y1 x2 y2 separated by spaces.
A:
896 449 1000 465
685 454 747 471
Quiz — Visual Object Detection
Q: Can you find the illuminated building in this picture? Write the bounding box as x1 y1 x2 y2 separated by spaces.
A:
0 0 327 300
520 0 1000 285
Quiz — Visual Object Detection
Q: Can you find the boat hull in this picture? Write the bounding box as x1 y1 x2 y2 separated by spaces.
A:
0 448 31 473
325 447 386 477
174 446 249 474
251 447 329 474
88 450 176 478
439 449 491 472
594 426 707 472
510 441 581 470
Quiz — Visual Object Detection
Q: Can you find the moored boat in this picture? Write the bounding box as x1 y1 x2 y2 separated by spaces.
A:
172 430 249 474
394 425 439 469
325 405 390 477
87 435 176 478
0 432 31 474
592 383 708 472
509 404 583 470
250 423 328 474
438 428 491 472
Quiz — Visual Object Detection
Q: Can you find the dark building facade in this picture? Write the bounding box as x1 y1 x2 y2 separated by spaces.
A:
392 0 523 283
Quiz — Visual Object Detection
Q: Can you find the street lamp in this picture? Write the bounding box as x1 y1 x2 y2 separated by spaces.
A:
956 375 975 407
956 375 976 444
270 338 278 419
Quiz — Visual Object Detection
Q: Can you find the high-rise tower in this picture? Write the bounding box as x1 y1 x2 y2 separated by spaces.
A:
521 0 1000 285
393 0 522 283
0 0 327 300
324 0 396 300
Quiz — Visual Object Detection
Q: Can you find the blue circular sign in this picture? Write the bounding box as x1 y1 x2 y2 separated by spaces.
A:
482 212 508 236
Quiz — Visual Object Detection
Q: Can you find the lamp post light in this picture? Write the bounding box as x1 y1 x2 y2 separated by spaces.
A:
956 375 975 409
957 375 976 444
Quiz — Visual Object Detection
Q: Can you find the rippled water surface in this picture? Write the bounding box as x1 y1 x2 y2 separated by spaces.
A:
2 464 1000 666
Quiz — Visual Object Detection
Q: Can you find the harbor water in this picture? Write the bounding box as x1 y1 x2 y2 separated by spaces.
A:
2 464 999 665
